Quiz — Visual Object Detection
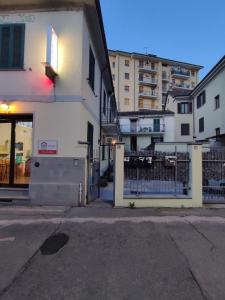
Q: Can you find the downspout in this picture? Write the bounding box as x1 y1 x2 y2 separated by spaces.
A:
98 65 108 197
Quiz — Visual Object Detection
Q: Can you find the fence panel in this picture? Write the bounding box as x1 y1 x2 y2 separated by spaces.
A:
203 150 225 203
124 150 190 197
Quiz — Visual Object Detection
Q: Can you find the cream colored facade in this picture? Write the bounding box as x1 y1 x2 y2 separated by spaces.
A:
109 50 202 112
0 0 118 205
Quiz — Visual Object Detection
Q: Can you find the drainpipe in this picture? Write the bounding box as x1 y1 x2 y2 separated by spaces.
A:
98 65 108 197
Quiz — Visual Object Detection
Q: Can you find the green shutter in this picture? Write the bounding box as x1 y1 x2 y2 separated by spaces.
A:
0 24 25 69
12 24 25 68
0 25 10 68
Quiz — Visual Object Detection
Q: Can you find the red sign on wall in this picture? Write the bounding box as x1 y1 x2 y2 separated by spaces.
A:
38 140 58 155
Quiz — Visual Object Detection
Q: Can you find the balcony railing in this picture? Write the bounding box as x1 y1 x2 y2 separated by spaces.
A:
139 77 158 85
173 83 191 90
139 91 158 98
171 68 190 77
162 73 169 81
120 124 165 134
139 64 158 72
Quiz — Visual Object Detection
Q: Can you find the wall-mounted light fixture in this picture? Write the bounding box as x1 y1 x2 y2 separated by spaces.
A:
43 25 59 83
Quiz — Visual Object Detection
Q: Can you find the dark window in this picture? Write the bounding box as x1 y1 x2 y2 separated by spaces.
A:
112 74 115 80
0 24 25 69
87 122 94 161
215 95 220 110
199 117 204 133
112 62 115 68
89 47 95 91
191 70 195 77
181 123 190 136
177 102 192 114
125 73 129 79
103 91 106 115
125 60 129 67
197 91 206 109
216 128 220 136
125 85 129 92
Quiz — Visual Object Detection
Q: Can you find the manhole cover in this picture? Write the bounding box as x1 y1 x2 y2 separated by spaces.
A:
40 233 69 255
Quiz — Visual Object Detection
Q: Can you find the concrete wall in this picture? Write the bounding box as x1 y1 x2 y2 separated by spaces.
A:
194 67 225 141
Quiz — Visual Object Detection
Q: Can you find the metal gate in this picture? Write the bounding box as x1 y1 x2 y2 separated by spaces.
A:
124 150 190 196
87 150 99 203
202 150 225 203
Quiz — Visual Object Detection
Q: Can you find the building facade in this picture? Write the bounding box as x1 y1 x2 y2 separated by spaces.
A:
109 50 202 112
191 55 225 146
0 0 118 205
165 90 193 142
119 110 175 151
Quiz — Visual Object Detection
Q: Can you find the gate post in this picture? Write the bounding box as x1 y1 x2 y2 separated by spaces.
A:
188 143 202 207
114 143 124 207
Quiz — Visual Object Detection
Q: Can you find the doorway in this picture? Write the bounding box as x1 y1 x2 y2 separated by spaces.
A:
130 136 137 151
0 114 33 187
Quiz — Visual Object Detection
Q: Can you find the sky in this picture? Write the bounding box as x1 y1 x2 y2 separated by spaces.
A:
100 0 225 79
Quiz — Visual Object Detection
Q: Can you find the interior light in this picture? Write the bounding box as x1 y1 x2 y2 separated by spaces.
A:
0 102 10 112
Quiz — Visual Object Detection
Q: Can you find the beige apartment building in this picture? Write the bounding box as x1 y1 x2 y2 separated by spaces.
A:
109 50 202 112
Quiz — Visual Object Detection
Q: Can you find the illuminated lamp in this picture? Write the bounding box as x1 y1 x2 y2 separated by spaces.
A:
0 101 10 113
44 25 58 83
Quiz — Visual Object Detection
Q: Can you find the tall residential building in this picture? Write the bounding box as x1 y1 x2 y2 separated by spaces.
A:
109 50 203 112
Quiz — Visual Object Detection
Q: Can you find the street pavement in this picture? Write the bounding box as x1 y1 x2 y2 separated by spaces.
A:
1 205 225 299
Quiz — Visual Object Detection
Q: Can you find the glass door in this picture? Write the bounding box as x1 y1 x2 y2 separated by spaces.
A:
0 121 11 185
14 121 33 185
0 115 33 187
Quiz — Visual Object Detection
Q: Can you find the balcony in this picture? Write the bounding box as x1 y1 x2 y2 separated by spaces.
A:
139 64 158 73
120 124 165 135
173 83 192 90
139 77 158 86
162 73 169 81
139 91 158 99
171 68 190 78
101 102 120 136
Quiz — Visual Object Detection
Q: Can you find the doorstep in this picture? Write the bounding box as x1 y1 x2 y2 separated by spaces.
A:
0 188 30 202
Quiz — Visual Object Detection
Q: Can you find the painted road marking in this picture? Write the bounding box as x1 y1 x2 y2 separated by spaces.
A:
0 237 15 242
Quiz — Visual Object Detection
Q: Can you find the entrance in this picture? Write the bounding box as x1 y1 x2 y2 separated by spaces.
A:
0 114 33 187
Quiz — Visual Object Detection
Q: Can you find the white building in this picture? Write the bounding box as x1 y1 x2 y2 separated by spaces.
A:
191 55 225 146
119 110 175 151
0 0 118 205
165 90 193 143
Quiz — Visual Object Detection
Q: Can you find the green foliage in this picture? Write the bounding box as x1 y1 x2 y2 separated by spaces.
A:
128 202 136 209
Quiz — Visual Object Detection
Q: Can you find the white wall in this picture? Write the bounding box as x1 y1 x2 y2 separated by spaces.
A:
194 67 225 141
0 11 84 100
164 116 175 142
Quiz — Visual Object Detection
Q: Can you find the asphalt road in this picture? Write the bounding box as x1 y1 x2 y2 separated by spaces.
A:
0 207 225 299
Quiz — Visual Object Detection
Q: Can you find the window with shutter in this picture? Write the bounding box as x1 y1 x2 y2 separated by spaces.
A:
0 24 25 69
89 47 95 91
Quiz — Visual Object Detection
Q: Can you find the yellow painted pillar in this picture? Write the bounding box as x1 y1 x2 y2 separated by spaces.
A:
188 143 203 207
114 143 124 207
